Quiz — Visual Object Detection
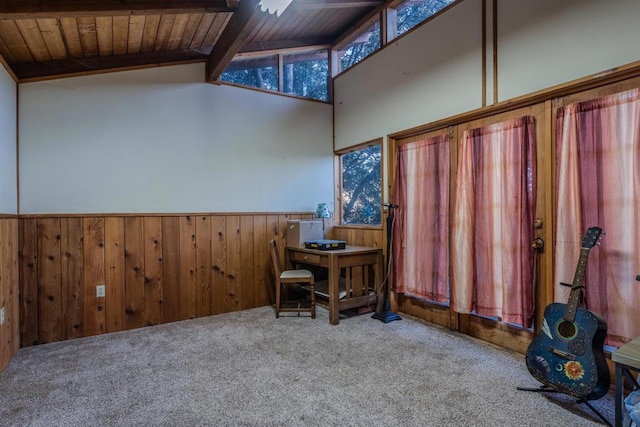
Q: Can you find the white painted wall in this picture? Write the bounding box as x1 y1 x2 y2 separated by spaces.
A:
19 63 334 214
334 0 484 150
497 0 640 102
334 0 640 150
0 63 17 214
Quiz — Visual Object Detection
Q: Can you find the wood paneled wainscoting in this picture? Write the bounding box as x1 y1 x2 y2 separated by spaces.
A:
18 213 314 347
0 217 19 372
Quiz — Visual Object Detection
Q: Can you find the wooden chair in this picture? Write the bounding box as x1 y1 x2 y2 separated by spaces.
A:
269 239 316 318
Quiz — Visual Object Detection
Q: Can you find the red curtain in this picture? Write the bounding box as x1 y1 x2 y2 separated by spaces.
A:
555 88 640 347
452 116 537 328
393 135 450 303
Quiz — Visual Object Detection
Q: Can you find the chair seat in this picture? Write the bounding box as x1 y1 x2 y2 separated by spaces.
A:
270 239 316 319
280 269 313 280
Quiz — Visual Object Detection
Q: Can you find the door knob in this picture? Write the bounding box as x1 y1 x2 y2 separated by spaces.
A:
531 237 544 249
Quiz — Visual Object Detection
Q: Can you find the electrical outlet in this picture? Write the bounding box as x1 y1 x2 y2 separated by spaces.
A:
96 284 106 298
0 307 4 325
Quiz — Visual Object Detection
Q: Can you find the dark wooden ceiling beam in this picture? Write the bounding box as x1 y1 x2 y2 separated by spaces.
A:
0 1 238 19
239 36 332 53
12 48 211 81
294 0 383 10
206 0 269 81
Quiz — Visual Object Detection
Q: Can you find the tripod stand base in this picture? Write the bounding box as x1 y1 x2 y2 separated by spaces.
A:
372 300 401 323
517 385 612 427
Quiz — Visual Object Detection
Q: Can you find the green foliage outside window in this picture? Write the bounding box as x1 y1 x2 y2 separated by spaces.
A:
221 55 279 92
395 0 456 37
341 145 382 225
283 51 329 102
339 21 381 72
221 51 329 101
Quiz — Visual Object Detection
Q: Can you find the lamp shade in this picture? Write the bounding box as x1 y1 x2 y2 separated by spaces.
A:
259 0 293 17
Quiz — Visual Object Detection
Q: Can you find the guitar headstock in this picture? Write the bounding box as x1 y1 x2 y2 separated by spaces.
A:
582 226 603 249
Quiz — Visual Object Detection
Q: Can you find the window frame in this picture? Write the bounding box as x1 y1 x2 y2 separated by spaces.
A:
334 18 382 75
386 0 458 43
336 139 384 227
220 46 331 103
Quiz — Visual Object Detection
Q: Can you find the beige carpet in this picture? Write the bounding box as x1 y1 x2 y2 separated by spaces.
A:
0 306 615 426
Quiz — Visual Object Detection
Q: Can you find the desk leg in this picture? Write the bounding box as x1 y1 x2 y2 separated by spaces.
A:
329 254 340 325
615 364 623 427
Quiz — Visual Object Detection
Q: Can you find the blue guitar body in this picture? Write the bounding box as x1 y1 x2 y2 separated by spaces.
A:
525 302 610 400
525 227 609 400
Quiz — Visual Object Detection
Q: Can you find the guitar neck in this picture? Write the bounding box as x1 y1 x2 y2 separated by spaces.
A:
564 247 590 322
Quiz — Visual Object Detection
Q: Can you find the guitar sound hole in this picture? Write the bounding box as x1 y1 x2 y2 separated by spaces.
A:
557 320 577 339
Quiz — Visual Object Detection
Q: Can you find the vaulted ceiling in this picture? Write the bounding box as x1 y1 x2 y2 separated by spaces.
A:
0 0 384 82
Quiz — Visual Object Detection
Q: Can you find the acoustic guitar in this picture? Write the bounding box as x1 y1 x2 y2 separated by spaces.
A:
525 226 610 400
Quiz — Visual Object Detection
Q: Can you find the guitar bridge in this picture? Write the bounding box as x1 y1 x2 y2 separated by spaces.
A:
547 346 576 361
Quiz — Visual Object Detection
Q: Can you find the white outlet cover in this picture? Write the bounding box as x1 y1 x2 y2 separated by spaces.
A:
96 285 106 298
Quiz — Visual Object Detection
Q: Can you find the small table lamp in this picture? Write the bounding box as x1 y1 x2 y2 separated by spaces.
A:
316 203 331 218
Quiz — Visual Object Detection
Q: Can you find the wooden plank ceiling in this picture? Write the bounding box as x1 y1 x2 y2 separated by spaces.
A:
0 0 383 81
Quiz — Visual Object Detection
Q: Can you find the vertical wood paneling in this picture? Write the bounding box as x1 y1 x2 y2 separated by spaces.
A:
195 216 212 317
225 216 241 312
161 217 180 322
210 215 226 315
266 214 280 305
0 221 9 368
143 217 163 326
0 219 19 372
37 218 62 344
105 217 125 333
9 220 19 355
6 218 20 354
19 218 38 347
240 216 255 310
83 217 105 337
253 215 268 307
17 213 317 349
0 221 6 368
124 217 145 329
60 218 83 339
179 216 197 320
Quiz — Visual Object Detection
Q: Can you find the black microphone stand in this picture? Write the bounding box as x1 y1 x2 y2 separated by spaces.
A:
372 204 401 323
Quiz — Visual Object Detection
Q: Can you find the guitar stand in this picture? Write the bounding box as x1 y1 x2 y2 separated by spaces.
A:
516 385 612 427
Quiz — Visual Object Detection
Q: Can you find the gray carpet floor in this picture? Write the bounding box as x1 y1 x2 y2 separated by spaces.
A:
0 306 615 426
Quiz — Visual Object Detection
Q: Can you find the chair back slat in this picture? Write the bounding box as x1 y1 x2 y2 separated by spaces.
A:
270 239 282 278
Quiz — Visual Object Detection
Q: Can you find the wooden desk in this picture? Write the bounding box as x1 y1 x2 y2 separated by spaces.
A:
285 245 383 325
612 336 640 427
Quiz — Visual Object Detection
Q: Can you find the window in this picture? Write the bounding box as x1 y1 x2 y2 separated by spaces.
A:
389 0 456 41
221 55 279 92
221 49 329 102
337 20 381 73
339 142 382 225
283 50 329 102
